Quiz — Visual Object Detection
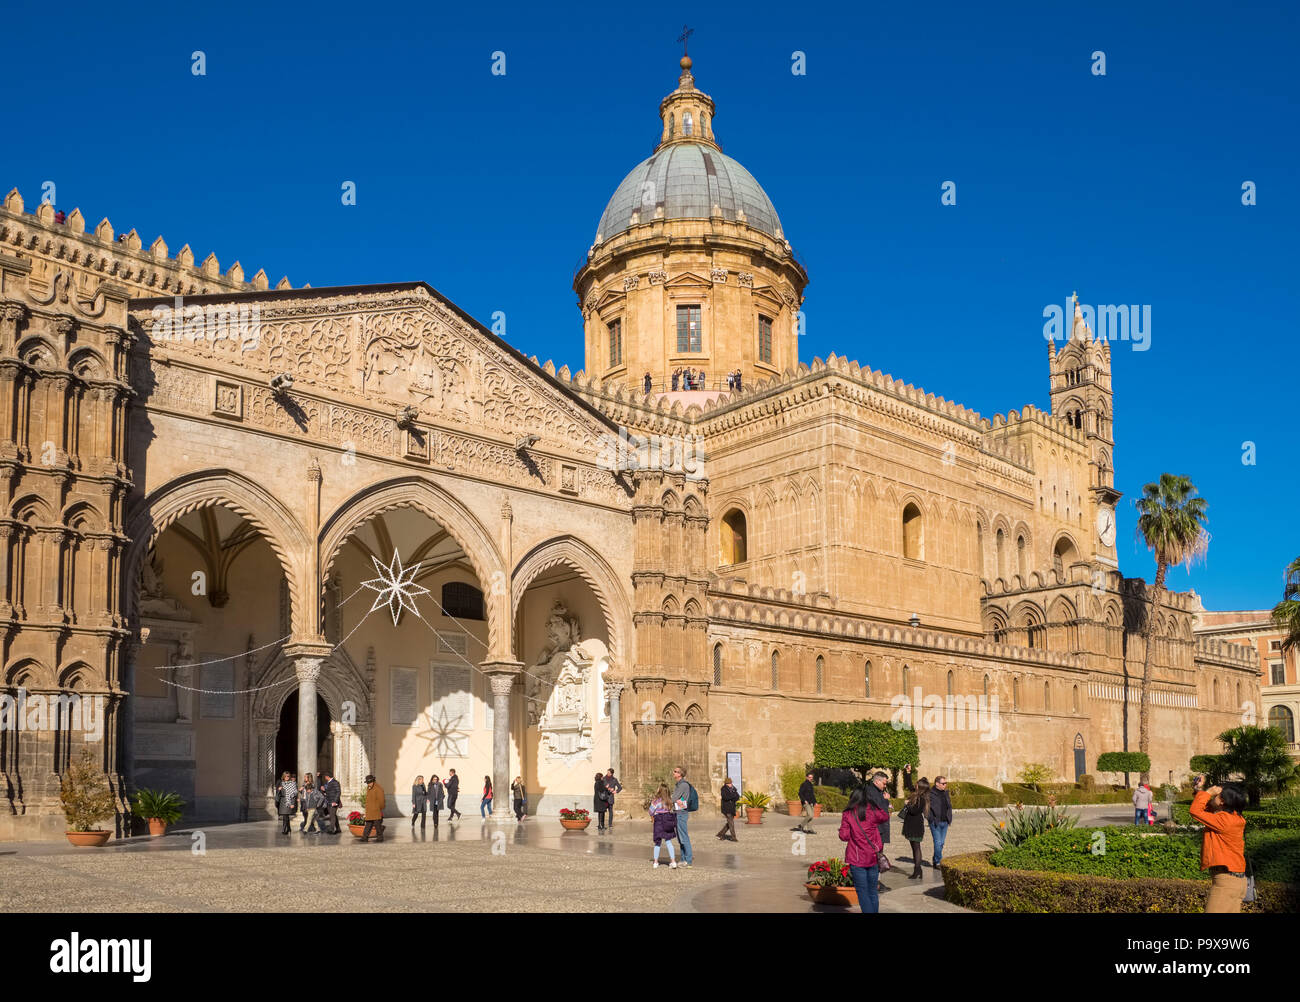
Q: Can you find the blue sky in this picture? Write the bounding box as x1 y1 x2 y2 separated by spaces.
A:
5 0 1295 609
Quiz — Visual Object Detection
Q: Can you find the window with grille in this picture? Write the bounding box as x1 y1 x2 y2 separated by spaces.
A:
1272 662 1286 685
607 318 623 367
441 581 484 620
816 656 824 694
676 304 702 353
713 644 723 686
771 651 780 690
864 661 871 698
947 671 954 697
758 314 773 363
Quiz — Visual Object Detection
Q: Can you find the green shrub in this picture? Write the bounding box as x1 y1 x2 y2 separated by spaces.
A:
941 851 1300 913
1268 794 1300 815
814 785 848 812
778 762 806 803
943 781 1008 809
992 826 1201 880
1077 774 1096 792
1017 763 1054 790
131 788 184 825
813 720 920 782
987 803 1080 849
1095 751 1151 778
1001 783 1131 806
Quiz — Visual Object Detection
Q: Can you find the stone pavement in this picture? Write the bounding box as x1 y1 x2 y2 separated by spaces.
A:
0 802 1152 913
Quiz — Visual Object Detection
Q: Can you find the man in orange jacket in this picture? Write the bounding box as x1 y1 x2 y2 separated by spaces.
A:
1189 774 1247 913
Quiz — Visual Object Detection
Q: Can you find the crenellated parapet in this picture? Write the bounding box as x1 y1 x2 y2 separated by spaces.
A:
1195 634 1257 671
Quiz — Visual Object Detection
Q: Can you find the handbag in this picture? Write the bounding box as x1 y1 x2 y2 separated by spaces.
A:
852 810 891 871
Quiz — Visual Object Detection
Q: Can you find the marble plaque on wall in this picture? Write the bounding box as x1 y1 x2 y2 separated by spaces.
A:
199 658 235 719
429 662 471 756
390 667 418 725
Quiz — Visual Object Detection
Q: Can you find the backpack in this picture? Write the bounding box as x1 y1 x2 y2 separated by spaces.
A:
687 784 699 812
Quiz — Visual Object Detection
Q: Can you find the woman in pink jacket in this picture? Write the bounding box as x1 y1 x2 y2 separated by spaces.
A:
839 786 892 913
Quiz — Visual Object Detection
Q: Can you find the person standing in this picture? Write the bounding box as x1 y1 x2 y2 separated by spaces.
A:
1133 783 1153 826
411 776 428 829
898 777 930 879
320 770 341 834
644 372 652 394
864 772 892 893
511 776 527 821
1190 774 1248 913
480 776 493 818
839 786 891 913
671 765 694 867
716 776 739 841
446 769 461 820
604 769 623 828
649 785 678 868
927 775 953 868
793 772 817 834
275 771 297 835
594 772 612 831
361 774 386 842
300 772 314 831
428 774 445 828
303 783 324 834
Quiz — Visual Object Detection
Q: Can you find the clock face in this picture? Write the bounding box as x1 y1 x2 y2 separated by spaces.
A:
1096 506 1116 547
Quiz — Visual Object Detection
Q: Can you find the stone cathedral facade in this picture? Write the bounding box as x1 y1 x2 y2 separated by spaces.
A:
0 57 1256 838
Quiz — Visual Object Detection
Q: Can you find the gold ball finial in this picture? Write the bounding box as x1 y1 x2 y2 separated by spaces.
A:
680 55 692 71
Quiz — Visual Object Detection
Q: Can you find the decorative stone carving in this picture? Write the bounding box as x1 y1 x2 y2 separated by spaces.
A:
623 275 639 292
710 268 728 284
648 270 668 285
737 272 754 288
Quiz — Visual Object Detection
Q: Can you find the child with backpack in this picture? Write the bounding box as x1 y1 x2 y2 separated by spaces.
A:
649 785 678 868
302 783 325 834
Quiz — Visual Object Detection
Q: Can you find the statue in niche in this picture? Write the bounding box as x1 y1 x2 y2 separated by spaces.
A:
138 546 188 619
526 601 593 762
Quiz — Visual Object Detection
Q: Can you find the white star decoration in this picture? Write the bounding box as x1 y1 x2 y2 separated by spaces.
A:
361 551 431 626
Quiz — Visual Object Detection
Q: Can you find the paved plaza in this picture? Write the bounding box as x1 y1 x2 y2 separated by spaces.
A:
0 804 1147 913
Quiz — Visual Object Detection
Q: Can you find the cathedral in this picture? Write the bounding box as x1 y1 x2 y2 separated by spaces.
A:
0 56 1257 837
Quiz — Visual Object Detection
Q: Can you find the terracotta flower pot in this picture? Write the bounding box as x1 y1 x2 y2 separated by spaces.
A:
744 807 764 825
786 800 802 816
560 817 591 830
348 823 367 838
805 882 858 907
66 831 111 847
147 819 167 837
814 804 823 818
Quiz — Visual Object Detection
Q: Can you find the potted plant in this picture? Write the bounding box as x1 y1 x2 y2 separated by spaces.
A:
739 790 770 824
559 807 591 830
804 856 857 907
347 810 367 837
60 749 118 847
131 788 183 836
779 761 805 817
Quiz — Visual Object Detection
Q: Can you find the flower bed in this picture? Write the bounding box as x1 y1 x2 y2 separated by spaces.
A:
941 851 1300 913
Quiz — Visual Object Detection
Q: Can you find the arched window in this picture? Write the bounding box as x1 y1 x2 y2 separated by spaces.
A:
1053 536 1079 577
1072 685 1079 713
713 643 723 686
1269 705 1295 743
720 508 748 565
1016 534 1027 580
996 528 1006 579
771 650 780 690
816 656 824 695
683 111 693 136
1212 677 1219 707
668 112 674 137
947 670 954 698
441 581 484 620
1044 681 1051 711
902 664 911 693
902 502 923 560
1013 677 1020 710
864 661 871 698
983 674 989 698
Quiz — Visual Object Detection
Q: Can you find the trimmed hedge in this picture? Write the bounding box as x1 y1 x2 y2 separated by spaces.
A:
1001 783 1131 806
991 826 1202 880
813 720 920 776
1171 798 1300 832
941 851 1300 913
1095 751 1151 775
814 785 848 812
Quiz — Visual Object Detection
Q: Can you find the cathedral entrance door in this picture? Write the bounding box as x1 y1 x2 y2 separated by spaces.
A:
276 693 334 780
1073 733 1086 781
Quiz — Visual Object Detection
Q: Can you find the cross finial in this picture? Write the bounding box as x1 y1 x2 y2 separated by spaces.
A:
678 24 694 57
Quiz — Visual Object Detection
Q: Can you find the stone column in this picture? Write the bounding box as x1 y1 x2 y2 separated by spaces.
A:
606 678 626 780
294 657 323 782
483 660 522 821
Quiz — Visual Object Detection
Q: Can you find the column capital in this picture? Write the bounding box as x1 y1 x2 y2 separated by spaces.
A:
480 658 523 676
284 639 332 662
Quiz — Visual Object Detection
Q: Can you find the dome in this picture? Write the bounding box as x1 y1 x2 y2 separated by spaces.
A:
594 142 784 244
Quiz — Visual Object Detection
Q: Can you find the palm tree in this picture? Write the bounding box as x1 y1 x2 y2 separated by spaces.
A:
1271 557 1300 654
1134 473 1209 785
